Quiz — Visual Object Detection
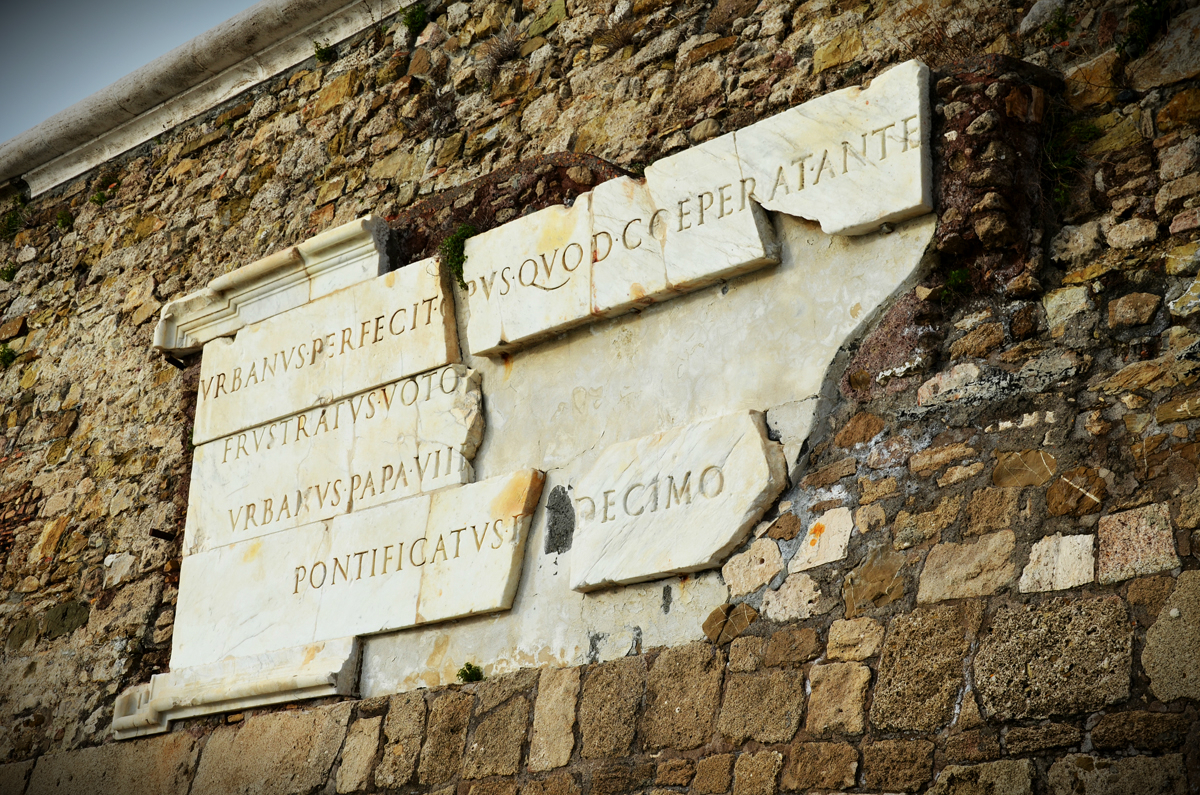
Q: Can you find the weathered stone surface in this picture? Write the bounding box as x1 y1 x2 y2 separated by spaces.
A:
1126 5 1200 90
723 537 783 597
717 670 805 744
376 691 426 788
728 636 764 672
1105 218 1159 249
944 729 1002 765
917 531 1016 603
574 412 786 591
835 412 886 448
732 750 781 795
827 617 885 661
804 662 870 738
470 669 539 716
463 696 529 778
893 495 962 549
1108 292 1160 328
1003 723 1081 755
974 598 1131 720
191 703 351 795
657 759 695 786
1050 222 1103 268
766 513 802 541
693 754 734 794
862 739 934 793
1064 49 1119 109
0 761 32 795
1044 287 1093 337
762 626 820 667
703 603 759 645
1018 533 1094 593
1098 503 1180 584
419 693 474 784
871 605 970 732
929 760 1033 795
1047 754 1187 795
910 442 976 475
522 772 580 795
843 544 906 618
801 456 857 488
642 642 723 751
580 656 645 758
529 666 579 772
27 733 200 795
1143 570 1200 701
859 475 898 505
783 742 858 791
1090 710 1191 751
993 450 1056 487
967 488 1019 535
951 322 1004 359
788 507 852 572
761 573 826 622
336 716 382 794
1045 467 1104 516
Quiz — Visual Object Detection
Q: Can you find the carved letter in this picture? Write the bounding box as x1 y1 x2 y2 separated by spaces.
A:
622 218 643 249
700 465 724 498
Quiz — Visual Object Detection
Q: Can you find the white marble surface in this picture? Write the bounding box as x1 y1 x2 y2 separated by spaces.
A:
1018 533 1095 593
184 365 483 556
571 411 786 591
590 176 673 316
787 507 853 572
155 216 393 355
171 469 544 670
193 256 458 444
737 60 932 235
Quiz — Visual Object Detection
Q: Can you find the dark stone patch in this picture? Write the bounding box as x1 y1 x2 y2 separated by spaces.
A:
545 485 574 554
44 601 89 640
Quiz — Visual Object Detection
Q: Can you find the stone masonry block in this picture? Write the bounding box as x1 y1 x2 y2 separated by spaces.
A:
642 642 723 751
0 761 33 795
419 692 474 784
862 739 934 792
580 656 645 758
1098 503 1180 584
529 666 579 772
336 716 382 794
692 754 734 794
1143 570 1200 702
27 733 200 795
463 696 530 778
717 669 805 744
191 702 351 795
657 758 695 786
929 759 1034 795
762 626 820 667
975 597 1131 720
522 771 582 795
1048 754 1187 795
732 751 781 795
805 662 870 736
375 691 427 788
782 742 858 791
871 605 970 732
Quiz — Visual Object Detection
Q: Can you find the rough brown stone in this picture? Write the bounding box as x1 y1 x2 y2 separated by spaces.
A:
871 605 970 732
762 626 820 667
967 488 1019 535
470 781 517 795
27 733 199 795
827 617 884 661
1048 754 1187 794
463 696 530 778
590 764 654 795
728 636 764 672
843 544 905 618
529 666 579 772
893 495 963 549
336 716 382 794
801 457 856 488
993 450 1056 487
191 703 351 795
692 754 734 794
703 603 758 644
917 531 1016 602
835 412 885 448
945 730 1002 764
783 742 858 791
0 315 27 342
765 513 801 541
929 759 1034 795
419 692 474 784
657 758 695 786
1143 571 1200 701
1046 467 1105 516
805 662 870 736
376 691 426 788
717 670 805 744
1108 292 1161 328
1157 88 1200 133
910 442 976 475
1003 723 1081 755
1098 503 1180 584
951 322 1005 359
1090 710 1191 751
522 771 581 795
859 476 897 505
471 668 539 715
732 751 781 795
580 656 645 758
975 598 1132 720
642 642 723 751
861 739 934 792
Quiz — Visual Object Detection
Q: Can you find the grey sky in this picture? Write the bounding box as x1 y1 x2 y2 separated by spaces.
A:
0 0 255 144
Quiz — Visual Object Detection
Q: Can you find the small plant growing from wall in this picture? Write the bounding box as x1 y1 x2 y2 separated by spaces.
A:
0 263 17 282
313 40 337 64
56 210 73 231
0 344 15 369
457 662 484 682
90 191 109 206
439 223 477 289
1117 0 1173 57
402 3 427 37
476 25 523 87
0 199 27 242
1042 7 1076 43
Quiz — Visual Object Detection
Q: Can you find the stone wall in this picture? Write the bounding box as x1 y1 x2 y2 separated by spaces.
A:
1 0 1200 791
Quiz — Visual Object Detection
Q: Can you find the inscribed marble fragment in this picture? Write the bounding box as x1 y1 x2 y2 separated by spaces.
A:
571 411 786 591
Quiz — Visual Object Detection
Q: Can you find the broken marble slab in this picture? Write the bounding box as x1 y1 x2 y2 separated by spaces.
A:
788 507 854 573
590 175 673 316
736 59 932 235
193 256 458 444
171 469 545 671
569 411 787 592
154 215 392 355
183 365 483 556
112 637 359 739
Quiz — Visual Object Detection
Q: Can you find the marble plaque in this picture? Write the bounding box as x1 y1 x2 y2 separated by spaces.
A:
570 411 787 591
171 469 545 670
184 365 483 556
193 257 458 444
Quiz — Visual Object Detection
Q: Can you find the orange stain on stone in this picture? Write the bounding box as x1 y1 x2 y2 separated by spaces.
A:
808 522 826 547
